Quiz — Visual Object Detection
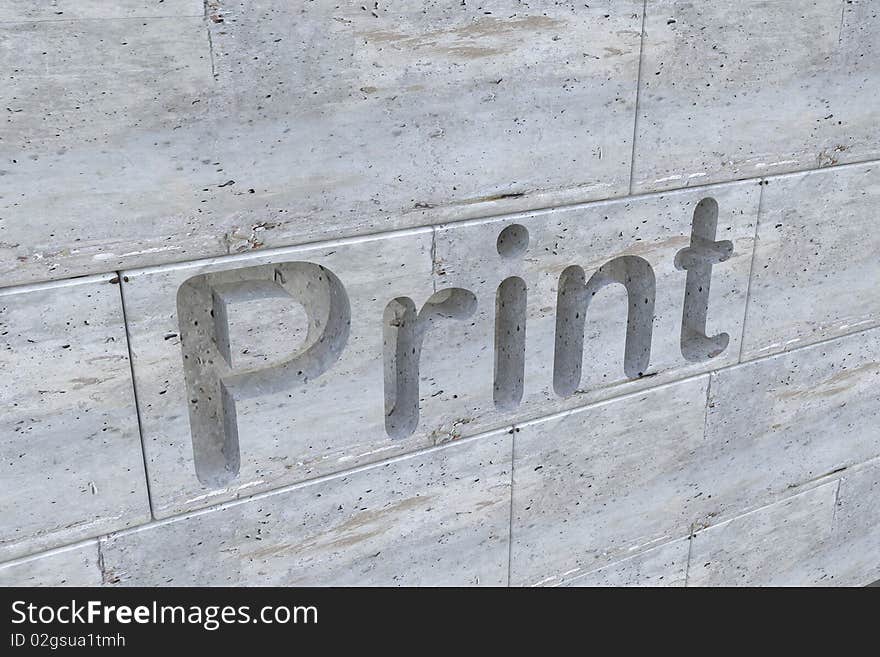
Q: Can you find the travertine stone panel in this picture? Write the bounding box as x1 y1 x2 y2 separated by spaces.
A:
0 1 642 287
510 377 709 587
689 460 880 587
822 460 880 586
633 0 880 192
434 180 758 426
0 541 102 587
0 0 203 20
511 327 880 587
742 163 880 359
200 0 641 244
100 433 511 586
0 276 149 561
688 483 839 586
562 538 688 587
0 15 214 285
703 327 880 520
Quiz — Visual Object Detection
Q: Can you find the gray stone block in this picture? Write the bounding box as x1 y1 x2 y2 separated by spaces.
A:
0 275 150 560
511 326 880 587
703 327 880 521
0 1 203 21
0 14 214 285
688 482 838 586
633 0 880 192
0 1 643 287
562 538 688 587
0 541 102 587
510 376 709 587
742 163 880 359
821 459 880 586
689 459 880 587
99 432 511 586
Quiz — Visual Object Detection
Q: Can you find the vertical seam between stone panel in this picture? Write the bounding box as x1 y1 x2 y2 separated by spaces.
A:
837 0 848 46
430 226 438 294
207 28 217 80
628 0 649 195
688 372 712 588
831 478 842 529
684 523 695 587
701 373 713 446
96 538 107 585
506 428 516 587
204 1 217 80
117 274 157 521
737 179 765 362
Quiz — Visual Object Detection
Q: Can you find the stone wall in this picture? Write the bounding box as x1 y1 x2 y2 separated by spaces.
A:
1 0 878 586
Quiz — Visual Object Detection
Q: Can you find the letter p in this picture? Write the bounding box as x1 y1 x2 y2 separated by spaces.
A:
177 262 350 487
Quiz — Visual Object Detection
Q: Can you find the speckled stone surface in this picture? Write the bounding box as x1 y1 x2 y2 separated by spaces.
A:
0 11 213 286
0 1 643 287
633 0 880 192
0 0 204 20
433 180 757 422
561 538 689 587
822 459 880 586
510 376 709 587
0 541 102 587
0 276 149 561
690 458 880 587
511 327 880 587
742 162 880 360
122 229 437 518
98 433 511 586
123 181 757 519
688 482 839 586
1 2 879 587
703 327 880 520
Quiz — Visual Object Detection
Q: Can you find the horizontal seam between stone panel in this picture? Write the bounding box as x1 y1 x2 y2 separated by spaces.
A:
89 325 880 547
119 225 436 279
632 154 880 195
0 272 117 297
559 534 691 587
122 409 880 563
6 321 878 561
738 319 880 365
116 178 765 279
690 476 846 538
738 178 766 362
0 15 205 25
8 418 880 571
511 323 880 432
114 424 518 533
3 315 877 566
3 156 879 292
0 537 99 570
